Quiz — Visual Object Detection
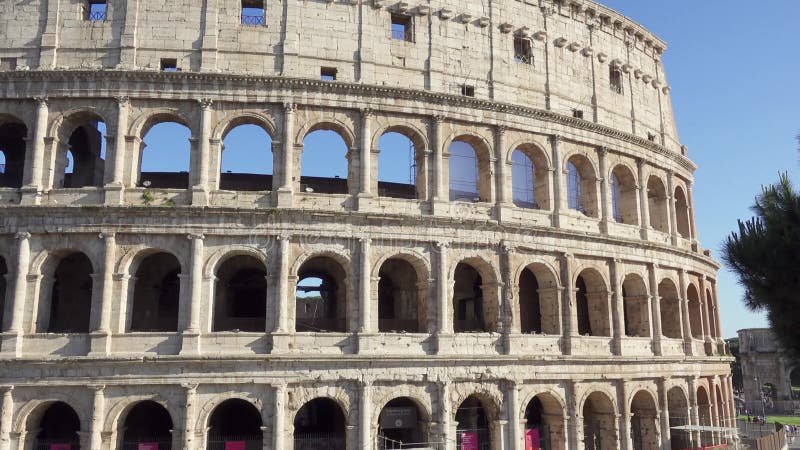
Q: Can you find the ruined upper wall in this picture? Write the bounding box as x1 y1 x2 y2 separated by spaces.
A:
0 0 681 152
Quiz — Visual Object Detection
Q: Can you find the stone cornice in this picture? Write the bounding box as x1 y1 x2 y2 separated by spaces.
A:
0 70 696 172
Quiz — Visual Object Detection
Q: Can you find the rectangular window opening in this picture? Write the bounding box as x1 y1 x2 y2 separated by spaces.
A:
321 67 337 81
514 37 533 65
648 132 657 142
241 0 265 26
160 58 179 72
390 14 413 42
461 85 475 97
610 67 624 94
572 109 584 120
0 58 17 71
86 0 107 22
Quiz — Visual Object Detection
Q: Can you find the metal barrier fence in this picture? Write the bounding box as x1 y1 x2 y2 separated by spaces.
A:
206 434 262 450
377 434 444 450
35 438 81 450
293 433 345 450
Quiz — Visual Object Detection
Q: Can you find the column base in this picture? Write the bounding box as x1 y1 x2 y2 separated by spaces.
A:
19 186 42 205
270 332 291 354
275 188 293 208
552 212 564 228
613 335 623 356
355 192 373 212
88 331 112 357
652 338 663 356
103 183 125 205
179 331 201 356
435 332 454 354
683 339 695 356
191 186 209 206
640 226 650 240
430 199 451 216
495 203 514 222
356 332 379 354
0 332 23 357
563 334 575 355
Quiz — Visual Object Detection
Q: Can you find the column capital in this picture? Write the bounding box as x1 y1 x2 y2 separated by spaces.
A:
561 252 573 261
89 384 106 393
114 95 130 106
277 233 292 242
283 102 297 113
501 241 515 254
434 240 449 249
359 237 372 246
549 134 562 145
15 232 31 240
432 114 446 124
34 97 49 107
198 98 214 109
181 383 199 393
98 231 116 240
597 146 609 156
360 107 374 118
0 385 13 394
187 233 205 241
495 124 508 134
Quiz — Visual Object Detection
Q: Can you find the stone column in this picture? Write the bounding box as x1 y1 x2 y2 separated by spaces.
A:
89 385 104 450
598 147 611 233
560 253 576 355
678 269 693 355
277 103 296 206
431 116 446 208
2 232 30 356
273 385 286 450
359 238 372 333
181 234 204 355
275 235 290 333
22 98 48 203
495 126 511 220
610 258 624 355
438 381 453 450
183 384 198 450
549 135 563 227
566 380 581 450
711 281 723 341
357 109 373 210
657 378 671 450
618 381 632 450
648 263 663 355
637 158 650 239
90 232 116 355
506 381 522 450
708 379 720 444
0 386 13 450
360 379 372 450
666 170 679 245
687 184 698 244
688 378 701 447
106 96 130 204
192 99 213 206
435 242 451 353
699 277 712 346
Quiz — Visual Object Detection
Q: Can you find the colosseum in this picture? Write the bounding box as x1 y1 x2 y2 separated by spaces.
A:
0 0 734 449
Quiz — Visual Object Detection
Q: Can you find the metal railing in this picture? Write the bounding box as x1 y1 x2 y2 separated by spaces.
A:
293 432 345 450
35 438 81 450
378 434 444 450
241 14 265 26
120 438 172 450
206 434 262 450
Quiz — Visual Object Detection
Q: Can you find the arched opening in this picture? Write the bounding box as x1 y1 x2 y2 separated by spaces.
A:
621 274 650 338
714 385 727 432
455 396 493 450
121 401 174 450
32 402 81 450
705 289 718 339
219 123 273 191
293 398 346 450
630 391 659 450
566 155 598 218
696 387 712 446
130 252 181 332
525 394 566 450
610 165 638 225
377 131 422 199
139 121 191 189
582 392 617 450
206 399 263 450
518 265 559 335
377 397 429 448
301 129 349 195
0 119 28 188
667 387 690 450
453 263 486 333
0 256 7 331
295 256 348 332
449 138 491 203
511 146 550 210
575 270 610 337
658 280 682 339
647 176 669 233
42 252 93 333
687 285 702 339
213 255 267 332
790 367 800 400
674 186 691 239
59 120 107 188
378 258 424 333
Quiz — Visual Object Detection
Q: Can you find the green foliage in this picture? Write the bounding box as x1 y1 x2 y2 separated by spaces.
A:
722 173 800 357
141 190 155 205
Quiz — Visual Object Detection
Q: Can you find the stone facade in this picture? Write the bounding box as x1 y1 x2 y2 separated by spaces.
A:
738 328 800 416
0 0 734 449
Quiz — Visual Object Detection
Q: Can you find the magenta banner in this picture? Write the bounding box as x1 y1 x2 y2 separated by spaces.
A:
50 444 71 450
137 443 159 450
225 441 246 450
461 432 478 450
525 429 541 450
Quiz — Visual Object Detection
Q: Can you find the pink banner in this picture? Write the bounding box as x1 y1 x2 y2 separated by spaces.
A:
50 445 71 450
525 429 541 450
137 443 159 450
461 432 478 450
225 441 246 450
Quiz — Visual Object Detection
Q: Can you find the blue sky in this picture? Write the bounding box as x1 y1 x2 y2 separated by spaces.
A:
135 1 800 339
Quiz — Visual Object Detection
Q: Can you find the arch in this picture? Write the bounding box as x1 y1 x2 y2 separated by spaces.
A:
295 119 356 150
581 391 618 450
28 401 81 450
455 395 496 450
295 254 350 332
293 398 347 450
300 128 350 195
130 252 182 332
38 251 94 333
376 397 430 448
206 398 263 450
120 400 174 449
130 110 193 139
518 262 560 335
203 246 268 280
646 175 669 233
575 268 611 337
510 143 551 210
524 392 567 450
376 127 427 200
213 255 268 332
0 256 7 331
610 164 638 225
658 279 682 339
687 284 703 339
219 122 274 191
452 257 500 333
714 384 727 430
565 153 599 218
139 115 192 189
0 116 29 188
214 112 277 142
667 386 690 450
696 386 713 446
674 185 691 239
621 273 650 338
377 256 427 333
51 109 108 189
630 390 660 450
447 133 493 203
